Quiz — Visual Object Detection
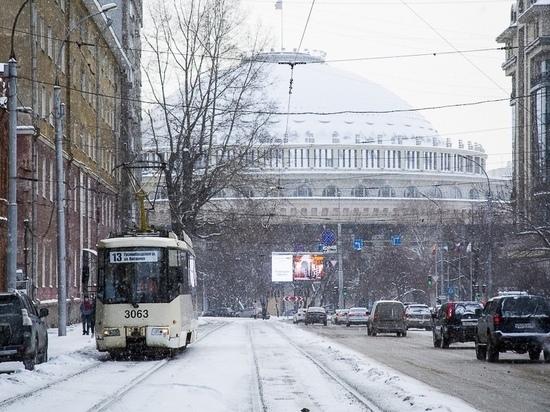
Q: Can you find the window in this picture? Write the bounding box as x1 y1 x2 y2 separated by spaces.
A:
351 185 369 197
469 189 480 199
378 186 395 197
404 186 419 198
322 186 340 197
294 185 313 197
451 186 462 199
47 26 53 58
429 186 443 199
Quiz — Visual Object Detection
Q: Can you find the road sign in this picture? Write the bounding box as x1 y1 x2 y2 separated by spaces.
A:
432 275 439 283
322 245 337 253
321 229 336 246
391 235 402 246
283 296 304 303
447 286 454 296
353 238 364 251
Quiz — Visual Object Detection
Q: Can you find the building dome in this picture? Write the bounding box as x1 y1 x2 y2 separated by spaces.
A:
259 51 439 147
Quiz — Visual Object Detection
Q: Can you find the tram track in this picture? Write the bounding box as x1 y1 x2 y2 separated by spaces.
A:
0 321 228 411
86 320 229 412
247 324 268 412
268 323 383 412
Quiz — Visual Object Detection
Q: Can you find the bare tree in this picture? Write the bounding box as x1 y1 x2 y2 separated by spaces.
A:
142 0 274 237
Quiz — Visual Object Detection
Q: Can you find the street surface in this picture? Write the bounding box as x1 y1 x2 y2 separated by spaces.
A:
0 318 477 412
304 322 550 412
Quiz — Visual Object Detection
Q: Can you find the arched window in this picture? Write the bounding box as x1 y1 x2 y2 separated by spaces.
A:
469 189 479 199
429 186 443 199
322 186 341 197
351 185 369 197
378 186 395 197
404 186 419 198
238 187 254 198
450 186 462 199
294 185 313 197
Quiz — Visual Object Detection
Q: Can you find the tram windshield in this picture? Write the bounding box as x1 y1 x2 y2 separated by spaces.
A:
97 247 190 304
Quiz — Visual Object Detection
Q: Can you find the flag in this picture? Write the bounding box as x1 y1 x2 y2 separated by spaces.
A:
466 242 472 253
275 0 282 10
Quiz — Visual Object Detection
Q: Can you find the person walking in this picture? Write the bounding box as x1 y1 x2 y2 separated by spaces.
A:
90 295 96 335
80 296 93 335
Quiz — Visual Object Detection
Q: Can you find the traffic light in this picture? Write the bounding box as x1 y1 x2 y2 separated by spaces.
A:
427 275 433 288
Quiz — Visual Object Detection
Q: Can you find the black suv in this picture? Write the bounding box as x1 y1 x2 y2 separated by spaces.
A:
475 293 550 362
0 291 49 370
432 301 483 348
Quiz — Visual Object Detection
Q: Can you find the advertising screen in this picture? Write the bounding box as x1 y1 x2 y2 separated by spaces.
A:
293 254 325 281
271 253 293 282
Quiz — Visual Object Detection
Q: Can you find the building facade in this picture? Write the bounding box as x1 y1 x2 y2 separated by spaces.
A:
143 51 509 228
497 0 550 218
0 0 141 305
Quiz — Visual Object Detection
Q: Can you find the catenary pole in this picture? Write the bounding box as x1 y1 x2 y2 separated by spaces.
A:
54 3 118 336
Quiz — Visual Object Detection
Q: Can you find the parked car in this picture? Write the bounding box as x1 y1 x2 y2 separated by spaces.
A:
405 304 432 330
293 308 306 324
332 309 349 325
346 307 369 327
0 291 49 370
237 307 258 318
432 301 483 348
475 292 550 362
304 307 327 326
367 300 406 337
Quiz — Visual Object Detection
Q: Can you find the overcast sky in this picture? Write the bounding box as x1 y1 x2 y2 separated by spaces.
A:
241 0 514 169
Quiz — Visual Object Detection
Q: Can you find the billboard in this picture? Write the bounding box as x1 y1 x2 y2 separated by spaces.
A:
293 254 325 281
271 253 293 282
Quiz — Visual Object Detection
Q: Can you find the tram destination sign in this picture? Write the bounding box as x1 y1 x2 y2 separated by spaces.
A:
110 250 159 263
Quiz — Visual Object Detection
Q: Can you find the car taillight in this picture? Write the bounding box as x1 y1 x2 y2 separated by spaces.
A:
21 309 32 326
445 305 454 320
373 313 379 321
493 314 502 327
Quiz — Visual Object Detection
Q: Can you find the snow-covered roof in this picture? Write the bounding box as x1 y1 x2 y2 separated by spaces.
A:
260 51 442 147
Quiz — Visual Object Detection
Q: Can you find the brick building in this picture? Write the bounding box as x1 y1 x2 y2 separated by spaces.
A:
0 0 141 312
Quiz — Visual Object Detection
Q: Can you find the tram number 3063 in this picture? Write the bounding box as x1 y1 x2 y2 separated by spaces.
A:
124 309 149 319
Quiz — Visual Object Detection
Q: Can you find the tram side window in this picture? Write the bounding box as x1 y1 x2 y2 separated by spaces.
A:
167 249 189 298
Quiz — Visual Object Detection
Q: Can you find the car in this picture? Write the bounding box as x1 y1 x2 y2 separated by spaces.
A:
405 304 432 330
367 300 407 337
304 307 327 326
332 309 349 325
237 307 258 318
346 307 369 327
475 292 550 362
0 291 49 370
432 301 483 348
293 308 306 324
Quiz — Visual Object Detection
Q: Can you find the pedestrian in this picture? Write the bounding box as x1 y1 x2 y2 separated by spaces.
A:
90 295 96 335
80 296 93 335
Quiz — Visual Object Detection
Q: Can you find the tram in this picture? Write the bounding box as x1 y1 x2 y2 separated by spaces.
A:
95 229 198 358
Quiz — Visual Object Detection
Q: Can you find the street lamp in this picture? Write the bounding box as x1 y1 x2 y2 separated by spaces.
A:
5 0 33 292
455 153 493 298
54 2 117 336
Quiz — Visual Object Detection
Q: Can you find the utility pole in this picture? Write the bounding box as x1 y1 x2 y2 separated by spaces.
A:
54 83 67 336
337 223 343 309
6 57 17 292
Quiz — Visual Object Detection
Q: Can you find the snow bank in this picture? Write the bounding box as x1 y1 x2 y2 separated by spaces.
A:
273 320 477 412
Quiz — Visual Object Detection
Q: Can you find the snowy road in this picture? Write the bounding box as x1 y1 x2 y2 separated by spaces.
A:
0 318 479 412
303 322 550 412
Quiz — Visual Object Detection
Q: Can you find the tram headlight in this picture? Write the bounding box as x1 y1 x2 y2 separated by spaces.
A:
103 328 121 337
150 327 170 337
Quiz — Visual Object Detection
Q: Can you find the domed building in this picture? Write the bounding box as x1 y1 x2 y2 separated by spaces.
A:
143 51 509 226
